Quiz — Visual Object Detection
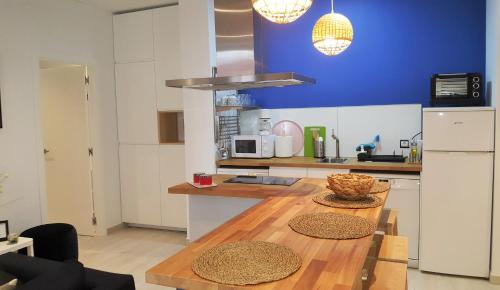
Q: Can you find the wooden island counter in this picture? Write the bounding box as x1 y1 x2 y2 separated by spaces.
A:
146 175 390 290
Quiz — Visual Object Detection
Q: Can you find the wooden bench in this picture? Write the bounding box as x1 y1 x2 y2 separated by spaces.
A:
368 260 408 290
378 235 408 264
377 208 398 235
363 233 408 289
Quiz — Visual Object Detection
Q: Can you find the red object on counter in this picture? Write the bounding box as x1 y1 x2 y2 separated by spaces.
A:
193 172 204 184
200 174 212 186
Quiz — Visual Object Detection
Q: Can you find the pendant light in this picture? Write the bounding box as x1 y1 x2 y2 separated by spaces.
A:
312 0 353 56
252 0 314 24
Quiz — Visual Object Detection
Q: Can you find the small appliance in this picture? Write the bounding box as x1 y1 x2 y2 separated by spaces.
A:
431 73 483 106
231 135 275 158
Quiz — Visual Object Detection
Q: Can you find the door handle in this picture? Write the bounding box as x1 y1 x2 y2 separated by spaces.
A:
43 149 50 154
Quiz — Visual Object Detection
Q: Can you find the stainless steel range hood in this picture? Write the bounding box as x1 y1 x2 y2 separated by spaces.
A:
166 0 315 91
165 72 315 91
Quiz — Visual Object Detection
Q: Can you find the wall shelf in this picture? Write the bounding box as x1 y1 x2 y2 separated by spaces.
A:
158 111 184 144
215 106 259 112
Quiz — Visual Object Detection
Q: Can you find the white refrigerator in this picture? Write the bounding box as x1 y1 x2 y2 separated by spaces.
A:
421 107 495 277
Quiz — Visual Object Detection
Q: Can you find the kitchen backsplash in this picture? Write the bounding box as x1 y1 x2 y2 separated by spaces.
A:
240 104 422 158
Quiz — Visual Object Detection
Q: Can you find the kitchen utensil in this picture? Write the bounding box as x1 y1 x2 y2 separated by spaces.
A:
259 109 272 136
304 126 326 157
272 120 304 155
326 174 375 200
313 137 325 158
275 136 294 158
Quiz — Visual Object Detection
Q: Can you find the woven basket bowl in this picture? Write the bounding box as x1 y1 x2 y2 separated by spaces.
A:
326 174 375 200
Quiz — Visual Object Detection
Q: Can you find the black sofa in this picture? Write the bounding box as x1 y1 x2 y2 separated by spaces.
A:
0 252 135 290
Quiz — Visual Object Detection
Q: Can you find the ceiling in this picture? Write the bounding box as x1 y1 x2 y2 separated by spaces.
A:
76 0 178 13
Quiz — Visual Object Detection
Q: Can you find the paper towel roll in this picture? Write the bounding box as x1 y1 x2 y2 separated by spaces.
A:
275 136 294 158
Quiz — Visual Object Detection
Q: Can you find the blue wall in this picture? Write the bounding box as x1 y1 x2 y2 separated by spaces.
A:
250 0 486 108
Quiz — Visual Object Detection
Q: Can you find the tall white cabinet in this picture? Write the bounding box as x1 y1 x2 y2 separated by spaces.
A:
114 6 186 230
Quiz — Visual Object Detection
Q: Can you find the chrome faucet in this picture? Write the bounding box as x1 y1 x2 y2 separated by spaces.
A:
331 129 340 159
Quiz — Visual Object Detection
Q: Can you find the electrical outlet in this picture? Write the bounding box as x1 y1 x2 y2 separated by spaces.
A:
400 139 410 148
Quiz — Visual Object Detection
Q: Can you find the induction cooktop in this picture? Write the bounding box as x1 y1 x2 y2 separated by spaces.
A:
224 176 301 186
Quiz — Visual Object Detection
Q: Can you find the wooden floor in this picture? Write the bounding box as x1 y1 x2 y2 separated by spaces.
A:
78 227 500 290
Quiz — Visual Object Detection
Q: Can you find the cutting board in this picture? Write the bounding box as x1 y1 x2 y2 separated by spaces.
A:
304 126 326 157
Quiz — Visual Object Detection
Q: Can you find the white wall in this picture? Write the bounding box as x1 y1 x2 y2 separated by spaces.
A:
241 104 422 158
0 0 120 235
487 0 500 281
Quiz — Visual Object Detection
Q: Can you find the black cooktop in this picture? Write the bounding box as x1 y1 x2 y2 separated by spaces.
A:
224 176 301 186
357 154 407 163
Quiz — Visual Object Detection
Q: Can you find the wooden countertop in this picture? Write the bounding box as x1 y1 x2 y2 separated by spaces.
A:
217 156 422 172
147 175 388 289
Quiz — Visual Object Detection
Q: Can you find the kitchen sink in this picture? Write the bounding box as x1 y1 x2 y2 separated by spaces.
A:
317 157 348 164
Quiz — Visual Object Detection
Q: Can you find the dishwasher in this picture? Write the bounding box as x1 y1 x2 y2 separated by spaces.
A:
354 171 420 268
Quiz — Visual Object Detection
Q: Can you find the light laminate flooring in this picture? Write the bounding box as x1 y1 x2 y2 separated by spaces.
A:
78 227 500 290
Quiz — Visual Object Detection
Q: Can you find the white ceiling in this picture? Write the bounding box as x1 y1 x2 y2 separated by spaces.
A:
76 0 178 13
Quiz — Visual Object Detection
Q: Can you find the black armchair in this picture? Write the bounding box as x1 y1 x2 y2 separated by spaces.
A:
20 223 78 262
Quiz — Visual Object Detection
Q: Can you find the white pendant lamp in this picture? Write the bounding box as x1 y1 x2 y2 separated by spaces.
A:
312 0 353 56
252 0 314 24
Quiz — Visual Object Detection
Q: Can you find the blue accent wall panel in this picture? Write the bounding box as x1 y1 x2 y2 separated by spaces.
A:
250 0 486 108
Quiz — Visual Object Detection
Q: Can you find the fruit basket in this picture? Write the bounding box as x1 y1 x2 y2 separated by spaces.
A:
326 174 375 200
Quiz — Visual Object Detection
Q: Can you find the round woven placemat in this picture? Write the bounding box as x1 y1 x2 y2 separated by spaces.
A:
192 241 301 286
289 212 376 239
370 181 391 194
313 192 383 209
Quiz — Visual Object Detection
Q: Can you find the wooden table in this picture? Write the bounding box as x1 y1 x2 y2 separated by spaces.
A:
147 175 388 290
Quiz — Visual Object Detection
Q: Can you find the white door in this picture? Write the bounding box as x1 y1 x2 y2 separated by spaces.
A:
159 145 187 228
119 145 162 226
40 64 95 236
420 151 493 277
115 62 158 144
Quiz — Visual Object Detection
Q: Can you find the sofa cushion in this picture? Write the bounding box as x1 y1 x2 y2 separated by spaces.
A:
16 260 84 290
0 253 61 283
0 270 17 290
84 268 135 290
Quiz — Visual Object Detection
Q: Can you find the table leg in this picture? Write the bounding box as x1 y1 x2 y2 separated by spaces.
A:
27 245 34 257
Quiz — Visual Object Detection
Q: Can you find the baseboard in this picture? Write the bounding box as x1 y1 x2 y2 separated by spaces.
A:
125 223 187 232
106 223 126 234
408 259 419 269
490 273 500 284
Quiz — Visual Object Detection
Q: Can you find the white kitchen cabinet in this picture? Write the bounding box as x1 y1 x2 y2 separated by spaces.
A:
115 62 158 144
119 145 162 226
153 6 183 111
159 145 187 228
307 168 349 179
113 10 155 63
355 171 421 268
269 167 308 178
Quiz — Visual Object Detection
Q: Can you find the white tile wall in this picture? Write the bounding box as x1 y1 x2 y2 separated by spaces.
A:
240 104 422 158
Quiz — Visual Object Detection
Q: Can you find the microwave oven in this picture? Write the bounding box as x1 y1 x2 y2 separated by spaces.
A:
431 73 484 106
231 135 275 158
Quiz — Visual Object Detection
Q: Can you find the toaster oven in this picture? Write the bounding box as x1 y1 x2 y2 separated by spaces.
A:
431 73 483 106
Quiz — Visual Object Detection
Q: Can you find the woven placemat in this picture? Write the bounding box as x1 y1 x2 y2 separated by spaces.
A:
192 241 301 286
370 181 391 194
289 212 376 239
313 192 383 209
